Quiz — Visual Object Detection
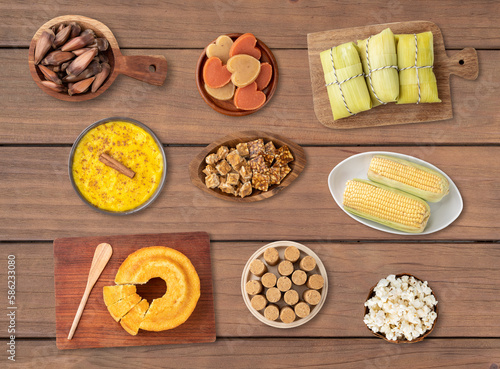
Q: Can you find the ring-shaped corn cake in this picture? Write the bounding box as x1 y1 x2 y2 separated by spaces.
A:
107 246 200 333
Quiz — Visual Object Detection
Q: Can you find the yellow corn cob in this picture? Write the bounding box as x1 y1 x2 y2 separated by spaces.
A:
367 155 449 202
343 179 430 233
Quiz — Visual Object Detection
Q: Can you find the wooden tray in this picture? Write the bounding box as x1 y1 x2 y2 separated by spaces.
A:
54 232 215 349
29 15 168 102
307 21 478 129
189 130 306 202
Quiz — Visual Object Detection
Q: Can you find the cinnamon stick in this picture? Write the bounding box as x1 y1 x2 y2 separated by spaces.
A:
99 153 135 179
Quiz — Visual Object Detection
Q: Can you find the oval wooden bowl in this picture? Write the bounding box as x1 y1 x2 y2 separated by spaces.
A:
189 131 306 202
28 15 168 102
195 33 279 116
364 273 439 344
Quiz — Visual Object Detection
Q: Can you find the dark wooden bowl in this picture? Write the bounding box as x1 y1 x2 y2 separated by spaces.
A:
189 131 306 202
364 273 439 344
195 33 279 116
28 15 168 102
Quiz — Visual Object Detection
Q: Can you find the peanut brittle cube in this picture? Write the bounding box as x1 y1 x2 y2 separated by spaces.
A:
226 150 244 171
236 142 250 157
218 181 235 195
205 153 218 166
205 173 220 189
226 172 240 186
269 166 281 185
202 164 218 176
252 172 270 191
259 150 275 166
275 145 294 167
248 155 267 172
279 164 291 181
248 139 265 158
239 182 253 198
264 141 276 156
216 159 232 176
217 146 229 161
239 163 253 182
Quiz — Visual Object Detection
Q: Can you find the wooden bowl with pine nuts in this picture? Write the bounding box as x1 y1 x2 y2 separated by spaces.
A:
28 15 167 102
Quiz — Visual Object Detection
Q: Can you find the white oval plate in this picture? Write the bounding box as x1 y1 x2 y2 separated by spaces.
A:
328 151 463 235
241 241 328 328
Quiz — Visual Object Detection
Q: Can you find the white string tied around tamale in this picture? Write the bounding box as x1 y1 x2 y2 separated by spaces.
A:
398 33 433 104
365 35 399 105
325 47 364 116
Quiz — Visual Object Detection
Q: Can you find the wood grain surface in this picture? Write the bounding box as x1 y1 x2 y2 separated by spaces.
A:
0 146 498 241
1 0 499 366
307 21 478 129
9 338 500 368
54 232 215 349
1 0 499 49
1 49 498 145
2 242 499 339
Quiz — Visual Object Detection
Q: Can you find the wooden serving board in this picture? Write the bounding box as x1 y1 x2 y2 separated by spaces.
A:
54 232 215 350
307 21 478 129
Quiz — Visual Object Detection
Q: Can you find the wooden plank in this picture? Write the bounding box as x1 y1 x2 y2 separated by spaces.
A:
1 1 499 49
54 232 215 349
2 242 500 338
9 338 500 367
1 49 498 145
0 146 498 241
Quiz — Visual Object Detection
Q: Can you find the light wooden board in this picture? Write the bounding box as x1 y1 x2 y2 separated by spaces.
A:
0 146 498 241
10 338 500 368
3 242 500 338
307 21 478 129
0 49 497 145
1 1 500 48
53 232 215 349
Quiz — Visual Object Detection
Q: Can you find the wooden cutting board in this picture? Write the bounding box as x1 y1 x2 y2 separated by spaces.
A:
307 21 478 129
54 232 215 350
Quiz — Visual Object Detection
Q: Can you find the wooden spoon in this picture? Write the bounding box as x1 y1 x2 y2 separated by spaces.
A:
28 15 168 102
67 242 113 340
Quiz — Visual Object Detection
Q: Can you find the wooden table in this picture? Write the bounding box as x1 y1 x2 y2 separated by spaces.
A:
1 1 499 367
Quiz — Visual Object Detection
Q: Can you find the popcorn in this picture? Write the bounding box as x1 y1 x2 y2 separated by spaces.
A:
364 274 438 341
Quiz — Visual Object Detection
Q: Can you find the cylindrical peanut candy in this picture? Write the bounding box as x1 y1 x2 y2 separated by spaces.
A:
278 260 294 276
307 274 324 290
284 289 299 306
250 294 267 311
284 245 300 263
261 272 277 288
280 306 296 324
266 287 281 303
263 247 280 266
303 289 321 305
300 255 316 272
291 270 307 286
245 280 263 295
264 304 279 321
249 259 267 277
276 276 292 292
294 301 311 318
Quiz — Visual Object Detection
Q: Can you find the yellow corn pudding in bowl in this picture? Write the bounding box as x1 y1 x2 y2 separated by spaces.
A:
69 117 166 214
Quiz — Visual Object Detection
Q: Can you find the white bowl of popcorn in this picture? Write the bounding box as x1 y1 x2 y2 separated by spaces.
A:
364 274 438 343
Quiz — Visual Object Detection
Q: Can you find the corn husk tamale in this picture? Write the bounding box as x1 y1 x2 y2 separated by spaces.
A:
320 42 372 120
396 31 440 104
357 28 399 106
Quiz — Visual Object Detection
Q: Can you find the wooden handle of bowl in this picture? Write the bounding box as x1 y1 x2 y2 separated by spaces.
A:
115 54 168 86
446 47 479 80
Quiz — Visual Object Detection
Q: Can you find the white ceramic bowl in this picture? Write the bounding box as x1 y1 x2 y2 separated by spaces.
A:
241 241 328 328
328 151 463 235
